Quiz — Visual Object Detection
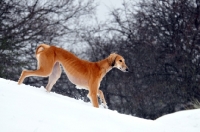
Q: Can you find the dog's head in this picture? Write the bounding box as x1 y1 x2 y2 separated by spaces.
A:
108 53 129 72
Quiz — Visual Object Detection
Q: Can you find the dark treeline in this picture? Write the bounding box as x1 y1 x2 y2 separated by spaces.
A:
1 0 200 119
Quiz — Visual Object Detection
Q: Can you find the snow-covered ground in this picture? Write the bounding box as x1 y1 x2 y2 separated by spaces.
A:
0 78 199 132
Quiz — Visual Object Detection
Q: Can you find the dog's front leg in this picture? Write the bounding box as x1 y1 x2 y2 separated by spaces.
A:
88 91 99 108
88 81 99 108
98 90 108 109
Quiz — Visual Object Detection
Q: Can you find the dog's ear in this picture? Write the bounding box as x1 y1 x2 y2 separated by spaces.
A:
108 53 117 67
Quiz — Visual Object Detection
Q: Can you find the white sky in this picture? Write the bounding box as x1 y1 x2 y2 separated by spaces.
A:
96 0 124 21
96 0 139 21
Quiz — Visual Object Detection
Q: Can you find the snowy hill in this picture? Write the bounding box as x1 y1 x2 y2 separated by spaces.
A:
0 78 199 132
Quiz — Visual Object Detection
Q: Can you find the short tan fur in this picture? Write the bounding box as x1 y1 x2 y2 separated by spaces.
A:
18 44 128 108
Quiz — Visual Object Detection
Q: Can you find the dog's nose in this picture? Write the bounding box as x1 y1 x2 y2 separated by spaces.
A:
125 68 129 72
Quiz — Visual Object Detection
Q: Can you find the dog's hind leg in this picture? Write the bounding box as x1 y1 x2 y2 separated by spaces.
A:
18 67 52 85
98 90 108 108
18 50 55 85
46 62 61 92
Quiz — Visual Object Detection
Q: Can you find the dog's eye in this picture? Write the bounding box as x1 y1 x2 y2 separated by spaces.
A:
119 60 122 62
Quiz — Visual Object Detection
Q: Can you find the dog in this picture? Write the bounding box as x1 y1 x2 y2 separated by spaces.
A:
18 44 129 108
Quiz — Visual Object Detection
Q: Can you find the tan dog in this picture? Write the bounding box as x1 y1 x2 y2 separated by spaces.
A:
18 44 129 108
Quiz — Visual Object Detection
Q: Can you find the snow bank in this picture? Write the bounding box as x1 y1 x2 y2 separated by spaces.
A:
0 78 199 132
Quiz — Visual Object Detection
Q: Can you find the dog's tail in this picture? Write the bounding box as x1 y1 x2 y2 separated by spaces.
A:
35 44 50 55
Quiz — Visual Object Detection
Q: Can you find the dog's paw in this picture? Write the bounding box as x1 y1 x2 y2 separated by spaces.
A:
17 79 22 85
103 104 108 109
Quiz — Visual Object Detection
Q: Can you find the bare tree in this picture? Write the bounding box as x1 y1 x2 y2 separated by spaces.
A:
0 0 96 82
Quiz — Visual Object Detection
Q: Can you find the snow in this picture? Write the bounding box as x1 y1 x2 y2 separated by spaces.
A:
0 78 199 132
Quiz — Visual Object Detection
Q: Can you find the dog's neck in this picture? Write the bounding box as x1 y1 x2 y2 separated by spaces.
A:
97 57 115 74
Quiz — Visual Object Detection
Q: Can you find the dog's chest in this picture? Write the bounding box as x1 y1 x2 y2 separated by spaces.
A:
65 71 88 89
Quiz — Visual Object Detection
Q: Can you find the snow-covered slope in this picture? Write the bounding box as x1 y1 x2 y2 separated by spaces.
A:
0 78 199 132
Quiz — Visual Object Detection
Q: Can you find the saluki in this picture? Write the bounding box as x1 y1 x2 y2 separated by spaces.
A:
18 44 129 108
